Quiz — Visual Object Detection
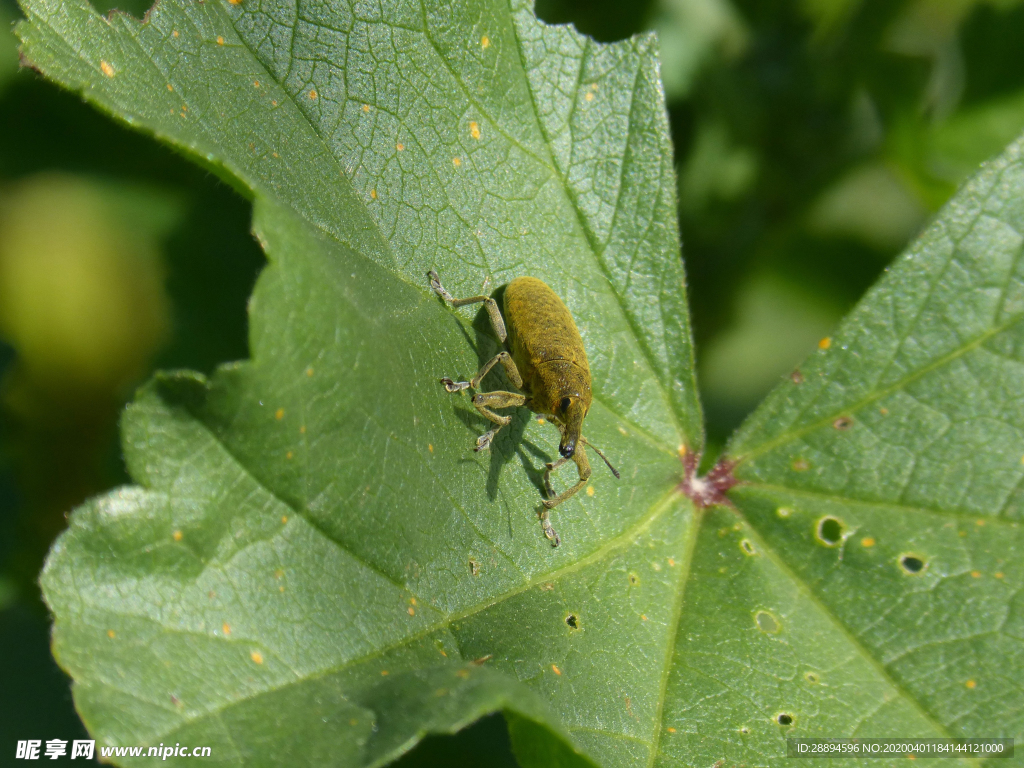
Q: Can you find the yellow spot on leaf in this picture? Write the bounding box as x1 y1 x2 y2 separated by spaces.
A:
640 614 648 621
996 572 1005 579
470 121 481 140
971 571 981 578
880 407 889 415
537 417 545 425
818 337 832 350
777 506 792 518
229 0 242 5
286 451 293 460
585 91 594 101
410 597 417 605
173 530 183 541
861 537 875 547
107 630 116 639
222 623 231 635
299 425 306 434
618 426 628 436
275 408 285 420
309 89 318 99
428 443 434 453
551 664 561 676
251 651 263 664
381 670 389 676
586 485 594 497
279 585 285 592
456 669 469 678
100 60 115 77
362 104 370 112
396 142 404 151
966 679 976 689
976 519 986 526
407 607 415 616
167 84 173 91
281 515 288 524
453 156 461 167
172 30 179 37
668 557 677 566
481 35 490 48
253 80 259 87
667 727 676 733
216 36 224 45
370 189 377 199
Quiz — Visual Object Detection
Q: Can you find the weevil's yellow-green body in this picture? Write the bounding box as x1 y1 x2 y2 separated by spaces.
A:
504 277 591 454
429 270 618 547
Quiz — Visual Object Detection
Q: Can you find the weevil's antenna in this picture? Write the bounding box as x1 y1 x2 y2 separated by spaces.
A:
582 437 620 479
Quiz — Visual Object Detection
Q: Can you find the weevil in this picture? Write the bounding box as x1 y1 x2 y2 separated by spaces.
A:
429 270 619 546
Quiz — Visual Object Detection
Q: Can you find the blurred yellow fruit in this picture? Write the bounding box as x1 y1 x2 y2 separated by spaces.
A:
0 173 176 401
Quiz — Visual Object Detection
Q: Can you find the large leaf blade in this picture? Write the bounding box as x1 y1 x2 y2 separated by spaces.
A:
715 136 1024 754
21 0 1024 763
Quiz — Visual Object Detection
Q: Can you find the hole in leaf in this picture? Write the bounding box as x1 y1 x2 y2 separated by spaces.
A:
899 554 927 574
804 671 819 684
776 713 794 726
755 610 780 634
833 416 853 430
628 572 639 586
565 614 579 629
739 726 750 735
740 539 756 556
816 516 844 546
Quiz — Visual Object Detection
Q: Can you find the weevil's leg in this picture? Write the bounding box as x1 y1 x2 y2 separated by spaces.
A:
542 448 592 509
440 350 524 393
542 457 569 498
428 270 507 342
538 508 561 547
470 390 526 451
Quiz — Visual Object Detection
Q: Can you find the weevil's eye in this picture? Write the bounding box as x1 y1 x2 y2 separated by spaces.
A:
560 397 572 412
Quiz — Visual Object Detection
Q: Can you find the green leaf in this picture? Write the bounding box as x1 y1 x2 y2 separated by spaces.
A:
722 135 1024 755
19 0 700 764
17 0 1024 764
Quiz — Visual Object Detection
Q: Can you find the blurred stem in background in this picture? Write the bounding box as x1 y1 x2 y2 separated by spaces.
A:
2 0 1024 761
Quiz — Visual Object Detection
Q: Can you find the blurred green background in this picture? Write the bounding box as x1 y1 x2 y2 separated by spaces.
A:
2 0 1023 763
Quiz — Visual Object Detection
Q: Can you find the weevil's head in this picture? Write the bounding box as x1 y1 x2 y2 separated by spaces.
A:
557 396 587 458
540 361 592 458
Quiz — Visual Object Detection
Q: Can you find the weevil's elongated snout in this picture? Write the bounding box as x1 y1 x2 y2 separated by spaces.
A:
559 400 587 458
